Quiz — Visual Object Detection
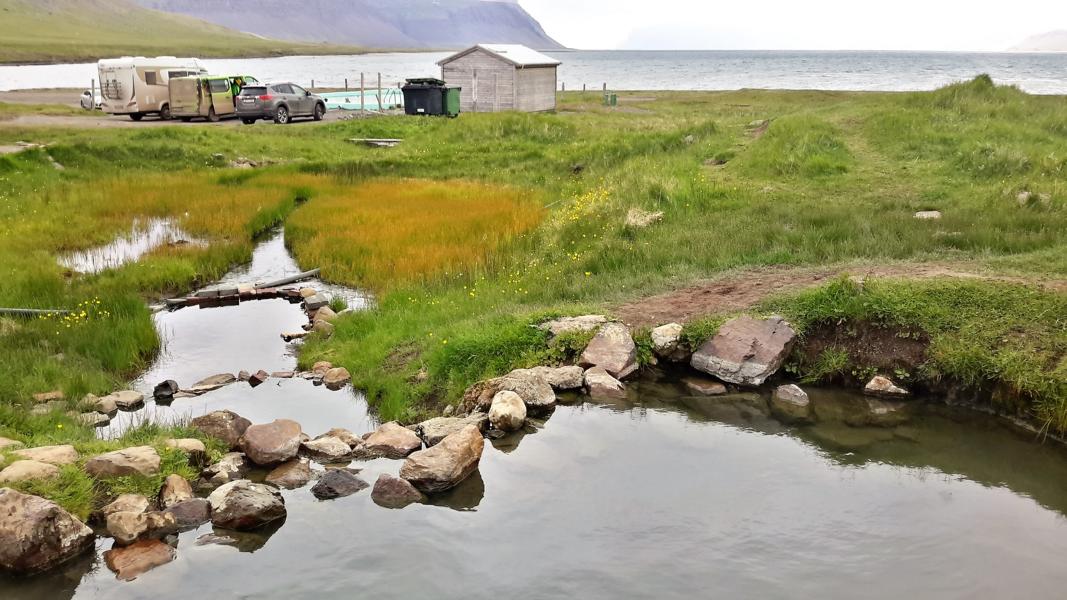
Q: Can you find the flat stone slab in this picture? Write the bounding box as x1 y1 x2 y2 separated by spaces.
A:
690 315 796 386
13 445 79 466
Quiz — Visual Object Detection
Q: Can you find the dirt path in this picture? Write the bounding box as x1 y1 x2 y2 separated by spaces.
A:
613 263 1067 328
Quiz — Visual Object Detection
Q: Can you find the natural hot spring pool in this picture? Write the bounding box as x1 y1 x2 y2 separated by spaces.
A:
7 380 1067 599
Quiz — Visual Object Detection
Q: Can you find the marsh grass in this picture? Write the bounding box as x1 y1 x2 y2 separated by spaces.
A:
286 179 544 291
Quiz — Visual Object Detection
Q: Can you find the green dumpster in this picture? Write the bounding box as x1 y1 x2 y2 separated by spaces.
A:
443 87 462 117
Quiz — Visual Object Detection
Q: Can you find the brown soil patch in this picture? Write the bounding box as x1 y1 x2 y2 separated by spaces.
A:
613 263 1067 329
798 321 929 381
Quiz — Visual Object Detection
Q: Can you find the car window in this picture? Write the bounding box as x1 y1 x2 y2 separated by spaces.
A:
240 86 267 96
271 84 294 95
208 79 229 93
290 84 307 95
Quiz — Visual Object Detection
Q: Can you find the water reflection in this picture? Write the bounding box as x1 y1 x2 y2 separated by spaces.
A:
58 218 205 274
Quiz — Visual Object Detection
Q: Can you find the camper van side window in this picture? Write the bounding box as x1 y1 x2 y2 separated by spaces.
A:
208 79 230 94
144 71 159 86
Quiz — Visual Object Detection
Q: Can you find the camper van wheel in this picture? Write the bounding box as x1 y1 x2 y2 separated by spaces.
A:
159 104 172 120
207 107 220 123
313 103 325 121
129 113 144 122
180 117 192 123
274 106 290 124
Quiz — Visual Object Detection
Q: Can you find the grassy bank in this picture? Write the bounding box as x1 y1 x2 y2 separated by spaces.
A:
0 79 1065 513
0 0 364 64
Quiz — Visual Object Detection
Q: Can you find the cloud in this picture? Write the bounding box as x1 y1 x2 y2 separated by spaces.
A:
519 0 1067 51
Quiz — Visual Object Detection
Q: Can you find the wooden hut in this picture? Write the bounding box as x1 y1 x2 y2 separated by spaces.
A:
437 44 561 113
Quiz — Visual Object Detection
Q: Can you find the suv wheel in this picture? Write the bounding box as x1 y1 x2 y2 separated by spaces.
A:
242 118 256 125
313 103 325 121
274 105 290 124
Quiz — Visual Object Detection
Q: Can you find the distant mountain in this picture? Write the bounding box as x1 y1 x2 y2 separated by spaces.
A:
1010 30 1067 52
135 0 563 50
0 0 361 64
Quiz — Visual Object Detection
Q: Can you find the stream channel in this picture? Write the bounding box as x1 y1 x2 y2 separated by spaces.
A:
6 229 1067 599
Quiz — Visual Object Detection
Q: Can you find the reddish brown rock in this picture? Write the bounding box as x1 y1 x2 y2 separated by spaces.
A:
191 410 251 449
265 459 312 489
399 424 484 494
579 322 639 380
363 422 422 459
239 419 303 466
690 316 796 386
0 488 95 574
104 539 176 581
371 473 426 509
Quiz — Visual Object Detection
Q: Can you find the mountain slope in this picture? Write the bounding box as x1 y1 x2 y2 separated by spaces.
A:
1010 30 1067 52
135 0 563 49
0 0 361 64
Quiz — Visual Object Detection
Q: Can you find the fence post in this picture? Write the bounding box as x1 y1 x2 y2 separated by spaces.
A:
360 72 365 113
91 78 96 109
561 82 565 92
345 78 348 90
582 83 586 92
376 72 382 110
603 83 607 92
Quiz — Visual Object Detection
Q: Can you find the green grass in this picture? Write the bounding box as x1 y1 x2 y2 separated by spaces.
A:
0 0 364 64
0 78 1066 514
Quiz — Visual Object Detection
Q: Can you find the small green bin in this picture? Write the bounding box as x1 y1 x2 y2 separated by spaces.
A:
443 87 462 117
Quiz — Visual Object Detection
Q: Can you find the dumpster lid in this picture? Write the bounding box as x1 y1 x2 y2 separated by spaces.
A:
405 77 446 86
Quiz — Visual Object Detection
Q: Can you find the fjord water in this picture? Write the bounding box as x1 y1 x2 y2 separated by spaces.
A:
3 50 1067 93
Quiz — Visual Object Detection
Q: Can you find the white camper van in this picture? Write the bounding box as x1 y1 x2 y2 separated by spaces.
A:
98 57 207 121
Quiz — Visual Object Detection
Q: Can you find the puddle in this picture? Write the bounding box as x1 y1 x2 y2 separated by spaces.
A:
103 228 373 438
58 218 206 274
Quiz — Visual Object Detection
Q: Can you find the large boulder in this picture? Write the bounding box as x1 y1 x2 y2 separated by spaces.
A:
690 315 796 386
85 447 160 478
864 376 910 399
191 410 251 449
13 444 78 466
415 414 489 447
0 488 95 574
770 384 814 424
163 498 211 530
322 367 351 389
371 473 426 509
489 391 527 432
578 322 639 380
538 315 607 337
651 323 687 361
264 459 312 489
103 539 175 581
584 367 626 400
399 424 484 494
508 366 585 391
158 474 194 509
208 480 286 530
310 469 368 500
463 371 556 414
301 436 352 462
107 390 145 411
198 452 251 489
100 494 150 520
105 511 177 545
363 422 423 459
0 461 59 484
239 419 302 466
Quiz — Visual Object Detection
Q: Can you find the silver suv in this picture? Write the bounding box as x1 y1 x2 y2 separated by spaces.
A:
236 82 326 124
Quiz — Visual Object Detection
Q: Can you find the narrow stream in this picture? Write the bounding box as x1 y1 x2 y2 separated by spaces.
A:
8 230 1067 598
103 229 375 437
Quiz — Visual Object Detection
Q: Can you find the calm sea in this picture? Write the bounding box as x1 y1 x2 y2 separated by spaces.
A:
1 50 1066 93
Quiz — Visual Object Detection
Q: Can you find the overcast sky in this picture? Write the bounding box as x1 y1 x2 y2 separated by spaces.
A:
518 0 1067 50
